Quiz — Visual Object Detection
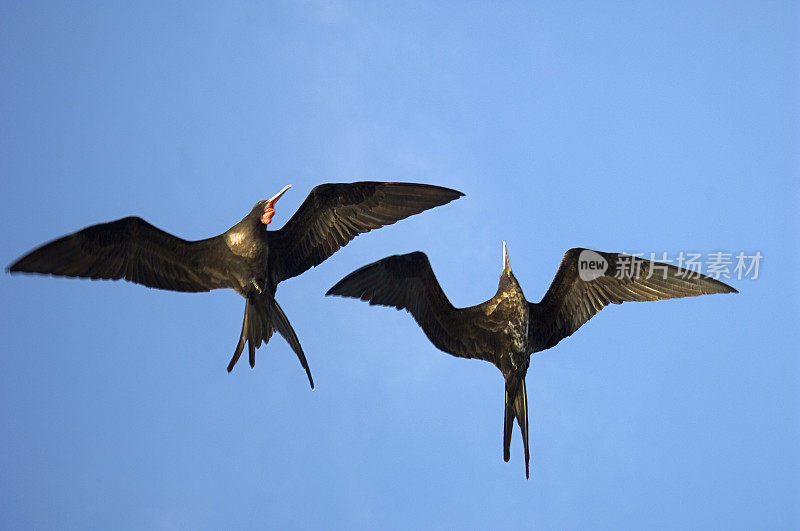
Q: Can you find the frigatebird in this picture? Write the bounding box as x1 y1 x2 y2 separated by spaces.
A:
326 243 737 477
8 182 463 388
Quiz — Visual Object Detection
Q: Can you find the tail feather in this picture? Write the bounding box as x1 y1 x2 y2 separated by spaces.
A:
227 296 273 372
247 298 263 368
269 299 314 390
248 333 257 368
227 302 250 372
503 377 530 479
226 295 314 390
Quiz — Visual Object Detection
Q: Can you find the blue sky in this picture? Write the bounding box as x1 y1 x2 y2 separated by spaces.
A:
1 1 798 529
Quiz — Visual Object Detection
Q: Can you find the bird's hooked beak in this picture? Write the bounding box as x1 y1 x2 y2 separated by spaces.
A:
502 241 511 272
262 184 291 225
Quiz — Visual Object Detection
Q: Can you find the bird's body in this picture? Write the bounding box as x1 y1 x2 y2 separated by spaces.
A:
8 182 463 388
327 243 738 477
487 269 530 378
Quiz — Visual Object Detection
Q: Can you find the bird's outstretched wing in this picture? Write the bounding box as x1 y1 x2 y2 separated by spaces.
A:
8 217 231 292
528 248 738 352
268 182 463 284
327 252 500 362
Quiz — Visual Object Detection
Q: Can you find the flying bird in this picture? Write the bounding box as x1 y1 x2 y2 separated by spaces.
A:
8 182 463 389
326 243 737 477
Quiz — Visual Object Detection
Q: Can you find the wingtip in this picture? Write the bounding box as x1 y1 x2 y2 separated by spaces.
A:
448 190 465 202
325 279 351 298
714 281 738 295
6 260 23 274
423 183 464 202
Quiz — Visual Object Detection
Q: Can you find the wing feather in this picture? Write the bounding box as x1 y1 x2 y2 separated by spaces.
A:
8 217 232 292
528 248 738 352
327 252 498 362
268 182 463 283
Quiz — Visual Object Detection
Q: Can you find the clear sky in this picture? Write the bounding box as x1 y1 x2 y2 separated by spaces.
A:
1 1 798 529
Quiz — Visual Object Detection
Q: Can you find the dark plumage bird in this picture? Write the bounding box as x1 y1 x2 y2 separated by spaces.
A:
8 182 463 388
326 243 737 477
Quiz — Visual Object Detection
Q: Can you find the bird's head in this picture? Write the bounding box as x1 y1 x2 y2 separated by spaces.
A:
260 184 291 225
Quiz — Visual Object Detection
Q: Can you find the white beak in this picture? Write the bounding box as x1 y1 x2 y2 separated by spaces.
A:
267 184 292 205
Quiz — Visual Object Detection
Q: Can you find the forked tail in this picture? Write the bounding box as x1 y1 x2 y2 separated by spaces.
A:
227 295 315 390
228 294 274 372
503 376 530 479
